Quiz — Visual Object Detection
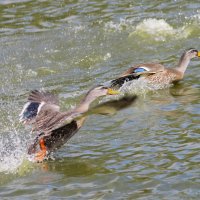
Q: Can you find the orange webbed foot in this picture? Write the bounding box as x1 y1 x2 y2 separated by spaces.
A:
34 138 47 162
34 150 47 162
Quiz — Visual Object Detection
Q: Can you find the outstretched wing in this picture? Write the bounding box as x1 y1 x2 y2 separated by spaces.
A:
28 90 59 104
19 90 60 124
74 95 137 117
91 95 137 115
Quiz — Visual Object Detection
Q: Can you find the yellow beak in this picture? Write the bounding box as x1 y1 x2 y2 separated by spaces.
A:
198 51 200 57
107 88 120 95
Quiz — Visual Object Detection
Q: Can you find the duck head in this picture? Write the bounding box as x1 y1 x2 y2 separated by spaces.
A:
184 48 200 59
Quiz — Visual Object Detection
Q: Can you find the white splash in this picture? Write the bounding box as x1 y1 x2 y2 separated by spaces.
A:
104 18 192 42
118 78 172 95
186 13 200 22
0 108 33 173
104 18 135 32
103 52 111 61
130 18 191 41
0 129 27 173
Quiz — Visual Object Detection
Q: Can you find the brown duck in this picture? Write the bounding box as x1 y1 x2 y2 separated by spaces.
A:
20 86 135 162
107 48 200 89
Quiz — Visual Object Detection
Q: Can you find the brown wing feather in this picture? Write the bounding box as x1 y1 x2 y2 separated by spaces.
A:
28 90 60 121
33 111 68 132
33 109 81 135
28 90 59 105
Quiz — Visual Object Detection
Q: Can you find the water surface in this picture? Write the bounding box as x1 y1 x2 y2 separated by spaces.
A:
0 0 200 199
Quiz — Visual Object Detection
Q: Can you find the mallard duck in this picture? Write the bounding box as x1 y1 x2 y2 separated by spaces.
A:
20 86 135 162
107 48 200 89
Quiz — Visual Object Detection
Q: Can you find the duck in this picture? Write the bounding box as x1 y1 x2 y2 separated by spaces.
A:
20 86 136 162
106 48 200 90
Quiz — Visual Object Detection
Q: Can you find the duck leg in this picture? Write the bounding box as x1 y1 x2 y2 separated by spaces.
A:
34 138 47 162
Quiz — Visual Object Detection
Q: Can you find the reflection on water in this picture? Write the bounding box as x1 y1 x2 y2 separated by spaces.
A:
0 0 200 199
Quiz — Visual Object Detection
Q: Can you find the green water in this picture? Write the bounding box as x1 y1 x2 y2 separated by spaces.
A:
0 0 200 199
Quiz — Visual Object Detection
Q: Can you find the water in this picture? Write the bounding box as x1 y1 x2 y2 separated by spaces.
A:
0 0 200 199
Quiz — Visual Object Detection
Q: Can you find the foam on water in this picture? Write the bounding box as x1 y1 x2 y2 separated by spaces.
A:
185 13 200 22
130 18 191 41
118 79 172 95
104 18 195 42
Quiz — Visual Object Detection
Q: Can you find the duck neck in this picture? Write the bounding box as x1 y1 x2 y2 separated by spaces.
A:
175 53 190 74
74 93 97 114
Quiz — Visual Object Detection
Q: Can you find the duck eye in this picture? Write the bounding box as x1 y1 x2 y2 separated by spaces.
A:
191 49 197 53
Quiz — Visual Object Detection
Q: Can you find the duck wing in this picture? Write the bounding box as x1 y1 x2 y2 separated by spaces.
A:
32 110 73 133
34 95 137 134
28 120 79 155
90 95 137 115
28 90 59 104
74 95 137 117
19 90 60 124
108 74 141 88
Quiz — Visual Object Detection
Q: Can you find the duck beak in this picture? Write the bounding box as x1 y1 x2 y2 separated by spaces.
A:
197 51 200 57
107 88 120 95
